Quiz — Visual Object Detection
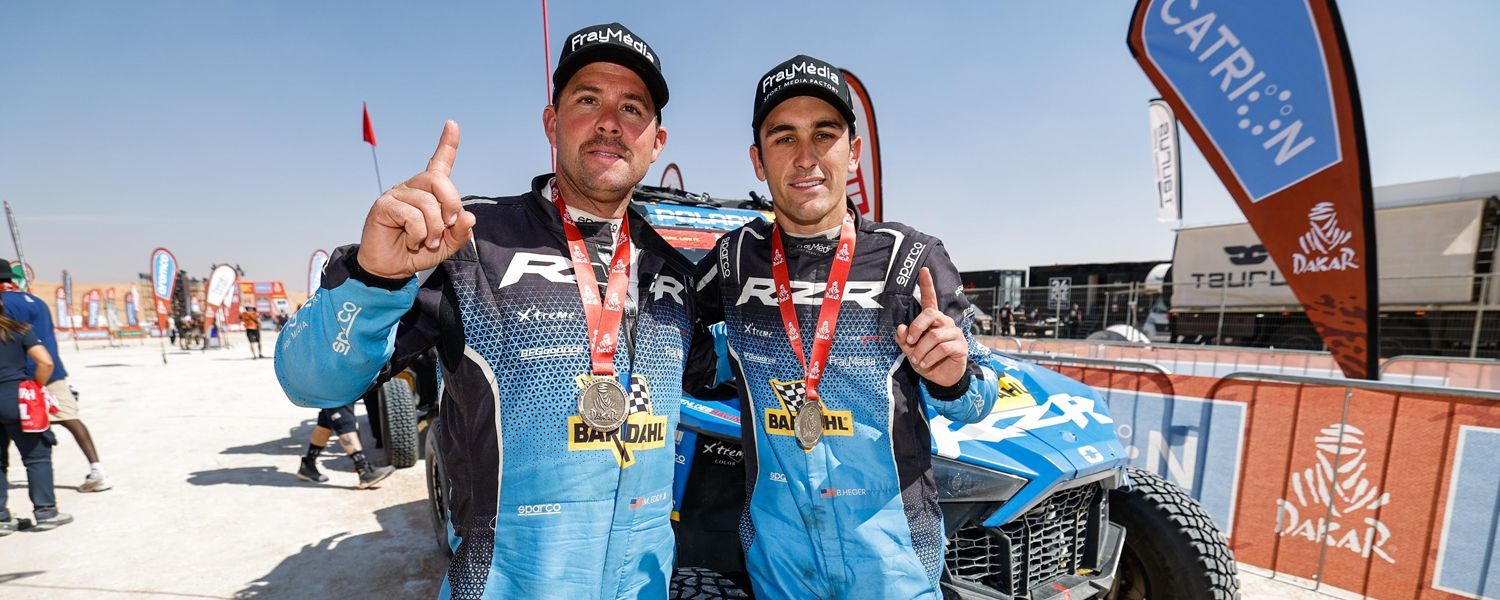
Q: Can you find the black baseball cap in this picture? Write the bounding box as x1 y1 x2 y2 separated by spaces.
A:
553 22 669 113
751 55 857 136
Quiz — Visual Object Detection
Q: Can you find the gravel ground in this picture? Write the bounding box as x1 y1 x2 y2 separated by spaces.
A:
0 333 1324 599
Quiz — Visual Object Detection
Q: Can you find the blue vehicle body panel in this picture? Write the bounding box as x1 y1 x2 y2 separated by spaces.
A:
673 348 1129 528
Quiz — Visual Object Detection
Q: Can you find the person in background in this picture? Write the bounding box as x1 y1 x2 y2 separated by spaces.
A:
295 401 395 489
240 305 265 359
0 302 72 534
0 269 111 492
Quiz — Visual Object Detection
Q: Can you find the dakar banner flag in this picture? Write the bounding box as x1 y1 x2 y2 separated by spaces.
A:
86 289 102 328
308 249 330 298
1129 0 1377 379
204 265 238 334
150 248 177 333
125 284 140 326
660 163 684 191
54 286 68 328
1148 99 1182 222
841 69 882 222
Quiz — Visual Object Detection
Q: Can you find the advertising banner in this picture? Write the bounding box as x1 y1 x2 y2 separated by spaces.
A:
86 289 102 328
308 249 329 298
1148 99 1183 222
54 286 68 328
150 248 177 332
1129 0 1378 378
841 69 882 222
660 163 684 190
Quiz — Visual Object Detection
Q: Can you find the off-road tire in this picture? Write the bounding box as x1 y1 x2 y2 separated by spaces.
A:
1107 467 1239 599
424 423 453 557
378 377 420 469
670 567 749 599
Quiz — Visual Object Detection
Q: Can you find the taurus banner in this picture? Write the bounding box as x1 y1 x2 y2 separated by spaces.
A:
1148 99 1182 222
841 69 882 222
150 248 177 333
1129 0 1378 378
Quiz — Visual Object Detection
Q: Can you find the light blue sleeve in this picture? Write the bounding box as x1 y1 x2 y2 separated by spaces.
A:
921 359 1001 423
274 276 419 408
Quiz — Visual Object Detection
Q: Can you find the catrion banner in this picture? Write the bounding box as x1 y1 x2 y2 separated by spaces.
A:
841 69 882 222
150 248 177 333
308 249 329 298
1129 0 1377 379
1148 99 1182 222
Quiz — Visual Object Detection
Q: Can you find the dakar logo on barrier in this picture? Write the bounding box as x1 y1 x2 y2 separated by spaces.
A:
1291 202 1359 275
567 374 667 468
1274 423 1394 564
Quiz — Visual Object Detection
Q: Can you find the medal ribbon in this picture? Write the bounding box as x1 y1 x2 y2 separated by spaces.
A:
769 212 857 401
553 185 632 376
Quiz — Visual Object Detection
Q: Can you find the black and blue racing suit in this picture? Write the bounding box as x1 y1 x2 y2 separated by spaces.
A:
275 174 698 599
687 207 1004 599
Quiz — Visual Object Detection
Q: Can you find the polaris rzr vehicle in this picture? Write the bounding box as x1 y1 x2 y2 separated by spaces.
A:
382 185 1238 599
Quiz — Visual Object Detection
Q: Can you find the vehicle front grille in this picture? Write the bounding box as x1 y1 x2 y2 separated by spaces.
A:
945 483 1105 597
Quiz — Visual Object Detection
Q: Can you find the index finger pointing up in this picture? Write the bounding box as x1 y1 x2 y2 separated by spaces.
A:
918 267 940 311
426 120 461 177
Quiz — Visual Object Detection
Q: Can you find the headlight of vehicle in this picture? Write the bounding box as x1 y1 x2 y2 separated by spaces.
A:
933 456 1027 502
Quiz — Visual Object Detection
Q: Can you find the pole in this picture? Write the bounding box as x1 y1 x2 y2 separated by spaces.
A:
541 0 556 170
1470 274 1490 358
3 201 27 291
370 145 384 194
1215 285 1228 344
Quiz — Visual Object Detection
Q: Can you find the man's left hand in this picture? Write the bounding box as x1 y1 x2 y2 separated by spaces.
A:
896 267 968 388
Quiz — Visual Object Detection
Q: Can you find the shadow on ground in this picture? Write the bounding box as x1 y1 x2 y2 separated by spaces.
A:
235 500 445 598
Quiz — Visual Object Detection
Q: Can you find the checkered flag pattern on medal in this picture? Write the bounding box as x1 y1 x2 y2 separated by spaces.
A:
772 379 809 413
628 376 652 415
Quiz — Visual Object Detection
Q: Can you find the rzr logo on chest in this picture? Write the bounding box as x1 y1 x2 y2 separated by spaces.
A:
736 277 883 308
497 252 684 303
567 373 667 467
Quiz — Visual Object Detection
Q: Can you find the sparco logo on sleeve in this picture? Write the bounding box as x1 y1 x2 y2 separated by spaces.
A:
895 242 927 287
331 301 361 355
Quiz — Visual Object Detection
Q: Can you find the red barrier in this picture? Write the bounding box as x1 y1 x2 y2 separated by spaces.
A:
1012 349 1500 599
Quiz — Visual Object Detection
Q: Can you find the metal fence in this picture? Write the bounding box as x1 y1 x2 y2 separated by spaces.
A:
968 273 1500 359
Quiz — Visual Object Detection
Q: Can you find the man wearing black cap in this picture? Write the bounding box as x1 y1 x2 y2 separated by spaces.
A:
687 55 1008 598
275 22 696 599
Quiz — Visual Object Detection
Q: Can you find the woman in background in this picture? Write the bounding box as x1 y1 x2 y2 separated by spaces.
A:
0 302 70 535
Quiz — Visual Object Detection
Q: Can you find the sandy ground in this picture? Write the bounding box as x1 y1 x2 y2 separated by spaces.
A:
0 333 1320 599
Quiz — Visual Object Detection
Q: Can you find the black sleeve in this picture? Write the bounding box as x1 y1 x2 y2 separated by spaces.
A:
683 244 735 399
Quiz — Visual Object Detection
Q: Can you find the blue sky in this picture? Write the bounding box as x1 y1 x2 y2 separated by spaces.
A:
1 1 1496 289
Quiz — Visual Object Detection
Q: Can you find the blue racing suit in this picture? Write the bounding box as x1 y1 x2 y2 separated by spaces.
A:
687 206 1003 599
276 175 698 599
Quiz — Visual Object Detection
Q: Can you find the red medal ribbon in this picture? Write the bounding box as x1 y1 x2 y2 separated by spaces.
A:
552 184 632 376
769 212 857 400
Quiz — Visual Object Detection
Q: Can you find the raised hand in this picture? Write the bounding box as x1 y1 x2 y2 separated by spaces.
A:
357 120 477 279
895 267 968 388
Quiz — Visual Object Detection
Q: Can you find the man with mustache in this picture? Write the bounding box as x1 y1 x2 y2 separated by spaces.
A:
275 23 696 599
688 55 1007 598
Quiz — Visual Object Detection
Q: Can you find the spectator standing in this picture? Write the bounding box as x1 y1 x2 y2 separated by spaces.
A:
0 301 73 534
0 269 112 492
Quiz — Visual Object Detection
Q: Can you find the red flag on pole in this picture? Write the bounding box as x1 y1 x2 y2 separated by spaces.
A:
362 103 378 147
